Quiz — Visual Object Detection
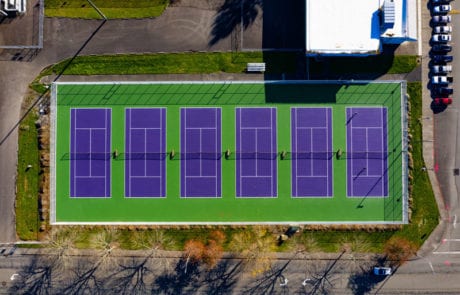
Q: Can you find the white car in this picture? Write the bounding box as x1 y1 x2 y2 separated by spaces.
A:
432 34 451 42
373 267 392 276
432 15 451 23
431 76 453 84
433 5 452 13
432 65 453 74
434 26 452 33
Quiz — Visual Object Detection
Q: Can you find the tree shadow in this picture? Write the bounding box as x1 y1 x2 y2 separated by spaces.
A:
202 259 243 295
60 258 105 295
243 260 291 295
347 265 387 295
208 0 262 47
152 257 202 295
9 256 55 295
296 251 345 295
105 257 152 295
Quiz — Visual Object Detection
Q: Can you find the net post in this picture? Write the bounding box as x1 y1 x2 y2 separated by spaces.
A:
225 149 231 160
280 150 287 160
336 148 342 160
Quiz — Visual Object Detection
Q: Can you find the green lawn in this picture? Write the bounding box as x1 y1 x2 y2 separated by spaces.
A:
45 52 416 77
393 82 439 245
45 0 169 19
47 52 297 76
16 102 41 240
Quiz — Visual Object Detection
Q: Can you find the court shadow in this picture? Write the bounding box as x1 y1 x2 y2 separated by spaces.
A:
264 81 340 104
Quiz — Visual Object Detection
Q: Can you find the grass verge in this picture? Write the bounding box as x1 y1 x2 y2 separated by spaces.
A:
45 52 297 75
43 52 416 78
45 0 169 19
16 97 41 240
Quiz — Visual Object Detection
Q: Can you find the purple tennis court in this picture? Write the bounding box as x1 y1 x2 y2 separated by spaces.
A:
291 108 332 197
181 108 222 197
70 108 111 197
236 108 277 197
346 107 388 197
125 108 166 197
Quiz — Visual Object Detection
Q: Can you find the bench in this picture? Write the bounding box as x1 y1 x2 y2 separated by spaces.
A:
247 62 266 72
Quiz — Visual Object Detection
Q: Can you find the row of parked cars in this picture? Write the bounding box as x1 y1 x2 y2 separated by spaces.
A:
430 1 454 105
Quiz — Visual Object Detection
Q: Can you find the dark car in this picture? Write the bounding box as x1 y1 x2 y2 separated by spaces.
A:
432 87 454 96
432 44 452 53
432 55 453 63
432 0 454 4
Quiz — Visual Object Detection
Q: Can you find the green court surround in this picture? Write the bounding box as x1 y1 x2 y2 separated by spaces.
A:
51 81 407 224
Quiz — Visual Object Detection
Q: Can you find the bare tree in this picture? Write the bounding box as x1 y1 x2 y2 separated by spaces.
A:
228 227 276 276
384 236 417 266
45 226 79 272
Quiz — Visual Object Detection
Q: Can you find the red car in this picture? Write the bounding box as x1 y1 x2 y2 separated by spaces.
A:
434 97 453 105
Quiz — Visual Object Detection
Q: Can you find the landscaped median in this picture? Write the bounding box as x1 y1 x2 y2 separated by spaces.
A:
45 0 170 19
18 52 434 257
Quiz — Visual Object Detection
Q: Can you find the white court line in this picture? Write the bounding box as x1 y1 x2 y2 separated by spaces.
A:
75 176 106 179
350 127 382 130
183 108 220 197
75 127 107 130
184 109 187 197
128 109 132 196
130 127 162 130
381 107 384 196
366 128 369 177
186 127 217 130
350 108 354 196
72 109 76 196
294 108 298 196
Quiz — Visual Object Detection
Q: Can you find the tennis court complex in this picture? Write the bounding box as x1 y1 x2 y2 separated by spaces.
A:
51 81 408 224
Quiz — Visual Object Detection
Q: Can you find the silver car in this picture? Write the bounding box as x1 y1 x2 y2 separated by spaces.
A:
432 34 452 42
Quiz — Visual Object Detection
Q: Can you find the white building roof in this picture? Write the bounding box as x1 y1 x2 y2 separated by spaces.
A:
306 0 381 55
380 0 417 40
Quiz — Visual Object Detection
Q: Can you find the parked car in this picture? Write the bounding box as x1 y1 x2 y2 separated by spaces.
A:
432 34 451 42
433 5 452 13
434 97 453 105
432 65 453 74
432 87 454 96
434 26 452 33
373 267 392 276
432 44 452 53
432 55 453 63
432 15 451 23
432 75 453 84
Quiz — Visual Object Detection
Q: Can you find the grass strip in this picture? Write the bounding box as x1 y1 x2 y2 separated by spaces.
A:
393 82 439 244
45 0 169 19
46 52 416 77
16 100 41 240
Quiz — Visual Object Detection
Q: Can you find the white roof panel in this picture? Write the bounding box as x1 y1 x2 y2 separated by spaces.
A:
306 0 381 55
